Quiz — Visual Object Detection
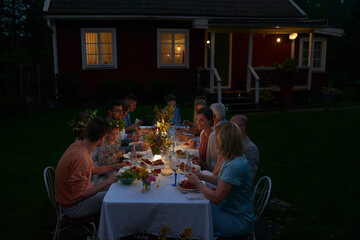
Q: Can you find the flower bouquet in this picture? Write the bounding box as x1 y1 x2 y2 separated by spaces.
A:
137 167 157 192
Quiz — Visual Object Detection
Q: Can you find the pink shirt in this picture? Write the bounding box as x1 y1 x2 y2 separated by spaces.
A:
199 131 211 163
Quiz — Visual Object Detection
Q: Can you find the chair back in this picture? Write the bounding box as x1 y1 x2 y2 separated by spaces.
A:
253 176 272 219
44 166 61 217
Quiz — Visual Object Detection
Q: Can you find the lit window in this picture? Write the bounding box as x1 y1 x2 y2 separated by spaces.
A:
81 28 117 69
299 37 327 72
157 29 189 68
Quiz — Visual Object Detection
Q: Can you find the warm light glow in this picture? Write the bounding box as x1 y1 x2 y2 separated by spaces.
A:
289 33 298 40
177 45 181 51
206 40 210 45
276 38 281 43
154 155 161 160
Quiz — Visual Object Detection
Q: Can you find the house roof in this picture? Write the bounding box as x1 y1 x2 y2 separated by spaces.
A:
44 0 306 19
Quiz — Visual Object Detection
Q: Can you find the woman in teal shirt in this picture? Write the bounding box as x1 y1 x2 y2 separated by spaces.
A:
187 122 255 237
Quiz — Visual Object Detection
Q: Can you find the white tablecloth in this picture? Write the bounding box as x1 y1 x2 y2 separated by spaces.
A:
98 174 213 240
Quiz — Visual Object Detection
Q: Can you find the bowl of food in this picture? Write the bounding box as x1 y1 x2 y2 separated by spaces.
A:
117 168 138 185
177 179 199 192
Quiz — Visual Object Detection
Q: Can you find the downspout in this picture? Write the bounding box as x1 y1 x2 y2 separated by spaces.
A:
246 33 253 92
210 32 215 93
307 32 314 90
47 19 59 97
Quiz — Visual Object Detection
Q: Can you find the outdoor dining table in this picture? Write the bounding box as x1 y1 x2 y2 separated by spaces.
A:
97 167 213 240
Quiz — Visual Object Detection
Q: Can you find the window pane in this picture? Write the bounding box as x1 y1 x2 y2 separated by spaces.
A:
101 54 113 64
174 53 184 64
175 44 185 54
174 33 185 44
314 50 321 59
161 33 172 44
314 42 322 51
87 54 98 65
161 43 172 54
302 59 308 66
86 43 98 54
313 59 321 68
303 41 309 51
86 33 98 44
101 44 112 54
100 32 112 43
161 54 172 64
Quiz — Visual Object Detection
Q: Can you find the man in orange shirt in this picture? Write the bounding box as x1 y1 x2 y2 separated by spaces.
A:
55 117 131 218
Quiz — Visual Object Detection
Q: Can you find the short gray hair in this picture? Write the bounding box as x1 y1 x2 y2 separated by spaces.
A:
210 103 226 120
230 115 249 131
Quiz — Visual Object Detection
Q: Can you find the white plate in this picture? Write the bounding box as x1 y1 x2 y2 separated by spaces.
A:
177 181 199 193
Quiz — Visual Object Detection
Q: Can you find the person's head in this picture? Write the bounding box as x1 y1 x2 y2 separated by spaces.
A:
107 119 123 142
196 107 213 131
106 100 124 120
121 99 131 117
86 117 111 145
71 110 98 140
230 115 249 137
214 121 243 160
210 103 226 124
195 95 208 105
125 95 137 113
164 94 176 106
193 99 207 125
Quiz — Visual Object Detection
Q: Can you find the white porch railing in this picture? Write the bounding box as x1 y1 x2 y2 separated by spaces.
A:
213 67 222 103
248 66 310 104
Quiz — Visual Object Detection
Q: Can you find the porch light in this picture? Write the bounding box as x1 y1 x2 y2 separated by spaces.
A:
289 33 298 40
177 45 181 51
206 40 211 50
276 38 281 43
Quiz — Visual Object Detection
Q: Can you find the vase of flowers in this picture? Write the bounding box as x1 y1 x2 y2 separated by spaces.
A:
137 167 157 193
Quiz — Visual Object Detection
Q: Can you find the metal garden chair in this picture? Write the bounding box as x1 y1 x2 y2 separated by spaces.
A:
43 166 97 240
249 176 272 240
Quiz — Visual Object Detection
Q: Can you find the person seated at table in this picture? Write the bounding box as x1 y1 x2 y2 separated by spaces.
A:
164 94 181 125
123 95 142 133
71 110 98 141
55 118 132 219
212 115 259 182
210 103 228 127
188 107 218 171
187 122 255 237
182 99 207 137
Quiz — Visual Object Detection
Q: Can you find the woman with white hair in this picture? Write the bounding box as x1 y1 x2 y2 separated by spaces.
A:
187 122 255 237
210 103 227 126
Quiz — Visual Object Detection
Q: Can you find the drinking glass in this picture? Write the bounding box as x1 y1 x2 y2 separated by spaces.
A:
170 158 180 187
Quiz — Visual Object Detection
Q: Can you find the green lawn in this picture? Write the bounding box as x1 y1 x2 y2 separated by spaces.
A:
0 104 359 239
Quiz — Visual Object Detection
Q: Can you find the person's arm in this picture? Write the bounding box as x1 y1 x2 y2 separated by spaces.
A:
74 172 118 203
93 162 130 175
187 172 232 205
195 172 218 185
212 156 223 176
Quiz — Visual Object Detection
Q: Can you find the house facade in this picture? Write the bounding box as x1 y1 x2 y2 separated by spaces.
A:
43 0 343 101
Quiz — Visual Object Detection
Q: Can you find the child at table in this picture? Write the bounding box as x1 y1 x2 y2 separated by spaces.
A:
98 119 126 166
164 94 181 125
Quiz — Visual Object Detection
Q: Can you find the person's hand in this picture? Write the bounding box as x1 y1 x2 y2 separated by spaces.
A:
186 172 200 186
115 150 125 158
140 143 149 151
183 120 192 126
121 161 132 168
105 172 119 184
188 139 198 148
135 127 142 134
178 134 188 142
135 120 142 127
191 156 200 165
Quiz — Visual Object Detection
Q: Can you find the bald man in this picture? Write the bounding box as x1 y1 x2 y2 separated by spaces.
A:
230 115 259 182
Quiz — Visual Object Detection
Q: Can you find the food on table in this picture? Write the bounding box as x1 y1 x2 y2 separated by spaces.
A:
161 166 173 176
117 168 138 185
179 162 200 172
179 180 197 189
141 158 153 165
176 150 186 156
152 159 164 166
136 154 143 158
184 142 189 146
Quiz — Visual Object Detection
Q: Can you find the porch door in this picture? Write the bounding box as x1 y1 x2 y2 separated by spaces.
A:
209 33 232 89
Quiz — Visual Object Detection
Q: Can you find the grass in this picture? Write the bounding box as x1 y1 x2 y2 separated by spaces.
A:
0 102 359 239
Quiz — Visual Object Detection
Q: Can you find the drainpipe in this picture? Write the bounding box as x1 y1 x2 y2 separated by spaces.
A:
246 33 253 92
307 32 314 90
47 19 59 97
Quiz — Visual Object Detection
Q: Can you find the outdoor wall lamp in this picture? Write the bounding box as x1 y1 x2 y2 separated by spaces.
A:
289 33 298 40
206 40 211 50
276 37 281 43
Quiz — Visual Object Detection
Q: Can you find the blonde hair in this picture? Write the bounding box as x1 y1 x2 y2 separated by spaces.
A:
214 122 243 160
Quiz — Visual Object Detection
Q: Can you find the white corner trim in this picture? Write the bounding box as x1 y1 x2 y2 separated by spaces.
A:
43 0 50 12
314 28 345 37
288 0 307 16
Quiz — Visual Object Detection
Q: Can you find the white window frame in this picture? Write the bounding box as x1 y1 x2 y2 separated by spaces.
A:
157 29 189 69
299 37 327 72
80 28 117 70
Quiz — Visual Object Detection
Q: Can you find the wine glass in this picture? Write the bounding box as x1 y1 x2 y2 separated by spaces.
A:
170 158 180 187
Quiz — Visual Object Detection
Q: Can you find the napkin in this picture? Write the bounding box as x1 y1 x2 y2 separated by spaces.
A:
184 193 205 200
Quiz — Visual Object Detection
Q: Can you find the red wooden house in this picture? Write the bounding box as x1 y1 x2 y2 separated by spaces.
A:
43 0 343 102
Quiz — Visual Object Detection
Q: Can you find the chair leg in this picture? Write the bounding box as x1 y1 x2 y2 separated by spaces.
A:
53 218 61 240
